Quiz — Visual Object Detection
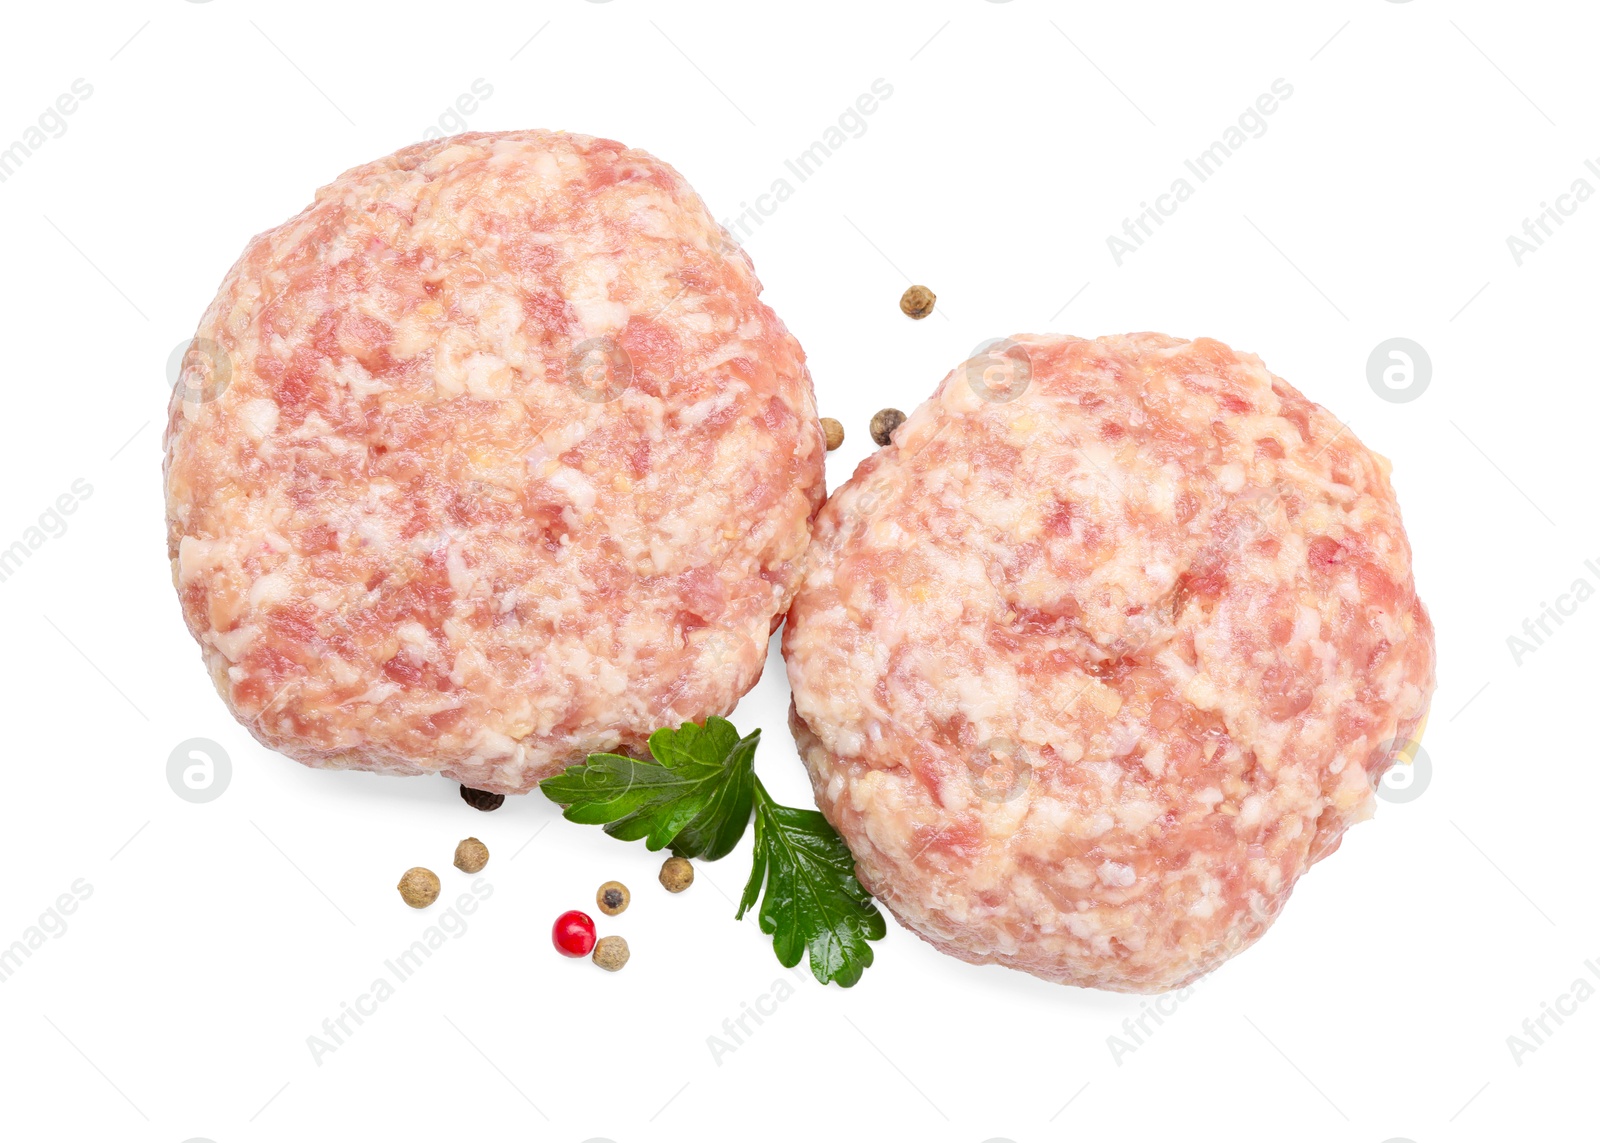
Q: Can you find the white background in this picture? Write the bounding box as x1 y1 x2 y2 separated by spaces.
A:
0 1 1591 1140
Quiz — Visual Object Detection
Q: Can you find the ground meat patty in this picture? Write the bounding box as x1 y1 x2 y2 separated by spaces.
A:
164 130 825 793
783 333 1433 993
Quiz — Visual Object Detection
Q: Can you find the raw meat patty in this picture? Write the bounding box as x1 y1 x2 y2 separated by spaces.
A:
165 131 825 793
783 333 1433 992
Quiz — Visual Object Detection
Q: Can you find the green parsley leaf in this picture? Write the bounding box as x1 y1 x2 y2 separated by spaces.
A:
538 716 887 986
738 778 887 987
538 716 757 861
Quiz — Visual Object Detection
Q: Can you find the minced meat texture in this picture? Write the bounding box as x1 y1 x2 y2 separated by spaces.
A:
783 333 1433 993
165 131 825 792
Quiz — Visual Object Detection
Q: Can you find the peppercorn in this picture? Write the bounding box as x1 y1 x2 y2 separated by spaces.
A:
459 784 504 812
596 880 630 915
899 284 935 319
870 408 905 447
659 855 694 893
592 935 630 972
820 417 844 451
553 910 597 957
454 837 489 874
397 867 441 909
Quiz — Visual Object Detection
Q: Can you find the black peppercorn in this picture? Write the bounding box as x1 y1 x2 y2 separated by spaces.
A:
597 880 630 915
460 784 505 812
870 408 906 447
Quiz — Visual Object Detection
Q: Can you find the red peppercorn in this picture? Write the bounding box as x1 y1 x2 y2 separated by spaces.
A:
552 910 597 957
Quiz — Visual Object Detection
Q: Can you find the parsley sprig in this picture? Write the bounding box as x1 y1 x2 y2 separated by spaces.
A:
539 717 886 986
